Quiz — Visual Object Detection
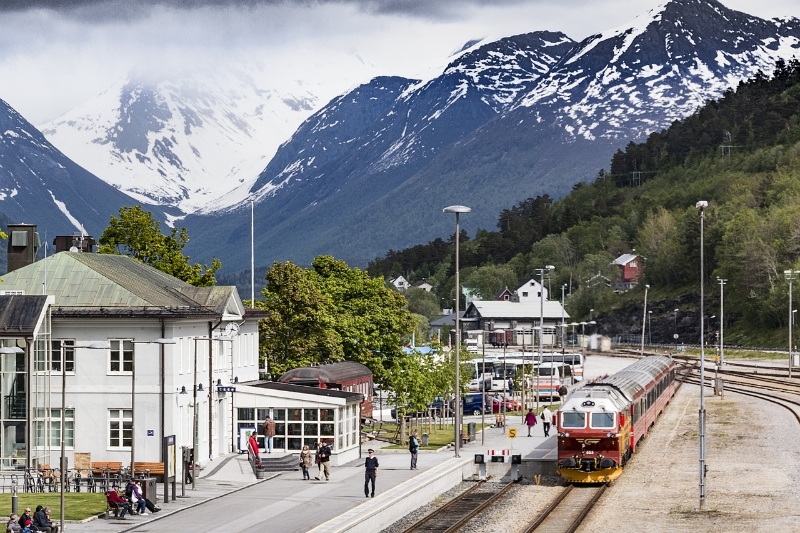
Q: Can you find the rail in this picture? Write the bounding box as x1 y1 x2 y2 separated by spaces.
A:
400 480 517 533
524 483 607 533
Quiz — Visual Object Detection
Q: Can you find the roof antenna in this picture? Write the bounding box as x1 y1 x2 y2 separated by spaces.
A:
43 232 48 295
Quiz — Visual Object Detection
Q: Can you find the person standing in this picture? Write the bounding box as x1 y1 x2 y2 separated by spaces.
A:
315 440 332 481
364 448 379 497
248 431 260 461
409 431 420 470
263 414 276 454
299 444 312 480
540 407 552 437
524 408 538 437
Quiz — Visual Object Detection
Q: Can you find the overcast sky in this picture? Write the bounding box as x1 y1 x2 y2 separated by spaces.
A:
1 0 799 124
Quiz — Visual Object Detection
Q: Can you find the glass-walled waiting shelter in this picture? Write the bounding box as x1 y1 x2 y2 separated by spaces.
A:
234 382 362 466
0 295 53 470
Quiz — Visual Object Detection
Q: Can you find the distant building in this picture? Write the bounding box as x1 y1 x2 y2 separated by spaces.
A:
515 279 548 302
460 300 570 348
612 254 642 292
413 280 433 292
388 275 410 291
495 287 514 301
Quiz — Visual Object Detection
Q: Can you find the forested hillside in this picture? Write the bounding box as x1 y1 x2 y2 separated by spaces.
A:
369 60 800 346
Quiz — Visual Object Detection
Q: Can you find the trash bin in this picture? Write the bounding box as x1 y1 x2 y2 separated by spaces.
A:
468 422 476 439
421 433 429 446
142 477 158 504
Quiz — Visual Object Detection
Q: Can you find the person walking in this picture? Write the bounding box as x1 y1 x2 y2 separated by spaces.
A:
524 408 538 437
299 444 312 480
248 430 260 461
558 384 569 404
263 414 276 454
364 448 379 497
540 407 552 437
409 431 420 470
315 440 332 481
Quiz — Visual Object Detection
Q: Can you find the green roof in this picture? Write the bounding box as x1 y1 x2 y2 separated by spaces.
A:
1 252 241 318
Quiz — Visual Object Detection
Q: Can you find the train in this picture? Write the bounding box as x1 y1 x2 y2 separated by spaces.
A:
278 361 374 419
556 355 677 483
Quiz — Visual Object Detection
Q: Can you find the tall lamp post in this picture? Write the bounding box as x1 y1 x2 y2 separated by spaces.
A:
696 200 708 510
443 205 471 458
716 278 726 366
131 339 176 475
673 309 679 351
56 340 110 532
493 329 508 426
561 285 567 356
785 270 800 379
535 266 555 412
641 284 650 356
514 327 526 414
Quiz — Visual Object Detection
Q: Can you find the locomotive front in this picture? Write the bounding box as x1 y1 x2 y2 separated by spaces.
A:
556 389 630 483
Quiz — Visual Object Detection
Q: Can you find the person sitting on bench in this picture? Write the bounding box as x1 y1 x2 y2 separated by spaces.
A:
106 484 134 519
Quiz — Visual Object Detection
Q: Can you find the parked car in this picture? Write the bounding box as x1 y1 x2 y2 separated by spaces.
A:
489 394 521 413
463 393 491 416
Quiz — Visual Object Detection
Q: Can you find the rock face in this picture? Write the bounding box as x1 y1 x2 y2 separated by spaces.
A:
0 97 162 249
184 0 800 274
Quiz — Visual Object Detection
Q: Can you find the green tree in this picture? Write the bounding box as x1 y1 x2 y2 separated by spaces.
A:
258 261 340 377
98 205 221 286
404 287 441 317
464 264 518 300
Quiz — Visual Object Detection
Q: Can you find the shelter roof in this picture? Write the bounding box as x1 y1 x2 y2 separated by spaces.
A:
246 381 363 401
279 361 372 383
0 295 51 337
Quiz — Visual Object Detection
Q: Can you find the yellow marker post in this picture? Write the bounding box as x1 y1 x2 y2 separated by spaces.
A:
508 428 517 439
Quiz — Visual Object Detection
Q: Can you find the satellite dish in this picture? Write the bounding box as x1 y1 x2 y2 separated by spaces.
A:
69 246 79 252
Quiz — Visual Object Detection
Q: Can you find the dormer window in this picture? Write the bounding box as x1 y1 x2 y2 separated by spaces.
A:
522 292 528 297
504 295 509 301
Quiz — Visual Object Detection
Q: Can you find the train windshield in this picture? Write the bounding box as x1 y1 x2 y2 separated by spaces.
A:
591 412 615 428
561 412 585 428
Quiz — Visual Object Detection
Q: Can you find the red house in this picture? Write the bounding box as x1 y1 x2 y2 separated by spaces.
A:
612 254 642 292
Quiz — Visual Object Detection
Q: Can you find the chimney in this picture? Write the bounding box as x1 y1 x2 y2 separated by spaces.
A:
6 224 41 274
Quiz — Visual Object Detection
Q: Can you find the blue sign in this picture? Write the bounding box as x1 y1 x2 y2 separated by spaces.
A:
147 430 154 436
217 386 236 393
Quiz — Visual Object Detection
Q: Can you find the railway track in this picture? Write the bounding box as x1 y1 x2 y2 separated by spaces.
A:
400 480 516 533
523 484 607 533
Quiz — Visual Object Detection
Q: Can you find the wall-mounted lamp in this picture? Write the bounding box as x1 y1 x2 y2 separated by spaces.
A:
217 379 222 386
234 376 239 384
180 386 187 395
197 383 203 392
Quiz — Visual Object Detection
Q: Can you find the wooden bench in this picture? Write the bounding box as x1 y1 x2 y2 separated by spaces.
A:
92 461 122 474
133 462 164 478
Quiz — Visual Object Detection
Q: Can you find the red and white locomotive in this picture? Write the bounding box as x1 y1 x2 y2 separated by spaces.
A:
556 355 676 483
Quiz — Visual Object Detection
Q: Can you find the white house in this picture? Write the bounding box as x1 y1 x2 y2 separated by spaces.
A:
0 252 260 475
514 279 549 303
388 276 410 291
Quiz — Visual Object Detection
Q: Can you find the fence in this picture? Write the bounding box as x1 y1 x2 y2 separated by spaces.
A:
0 467 153 494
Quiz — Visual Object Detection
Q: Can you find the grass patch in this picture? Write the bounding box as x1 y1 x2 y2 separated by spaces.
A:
0 492 107 521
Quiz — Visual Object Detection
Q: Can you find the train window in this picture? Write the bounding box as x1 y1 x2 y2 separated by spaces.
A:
562 411 586 428
590 412 614 428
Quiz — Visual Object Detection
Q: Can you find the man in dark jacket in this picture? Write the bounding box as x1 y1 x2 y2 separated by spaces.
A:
364 449 379 498
18 507 34 531
315 441 332 481
33 507 57 533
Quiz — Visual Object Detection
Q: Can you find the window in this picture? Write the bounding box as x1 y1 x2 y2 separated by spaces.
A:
590 412 614 428
51 409 74 447
51 340 75 373
522 292 528 297
562 412 586 428
109 340 132 373
630 261 637 267
109 409 132 448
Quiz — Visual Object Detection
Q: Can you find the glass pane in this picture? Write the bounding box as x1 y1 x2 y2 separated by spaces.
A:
303 409 318 421
288 409 302 421
257 409 270 420
287 423 302 436
274 409 286 421
320 424 334 437
304 423 318 436
237 408 254 421
562 412 585 428
275 423 286 436
591 412 614 428
287 438 302 451
3 422 26 467
273 437 285 449
320 409 334 422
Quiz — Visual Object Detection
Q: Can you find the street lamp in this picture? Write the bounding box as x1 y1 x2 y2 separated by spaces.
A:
717 278 726 366
535 266 555 412
54 340 110 532
696 199 708 510
673 309 679 351
561 285 567 356
785 270 800 379
131 339 175 476
514 327 528 415
443 205 471 458
641 284 650 356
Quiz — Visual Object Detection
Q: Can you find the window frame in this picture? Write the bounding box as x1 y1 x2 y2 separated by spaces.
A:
561 411 586 428
51 339 75 374
108 408 132 450
589 411 615 429
50 408 75 448
108 339 133 374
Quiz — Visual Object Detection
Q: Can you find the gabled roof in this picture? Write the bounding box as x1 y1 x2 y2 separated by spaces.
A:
0 252 228 318
613 253 638 266
464 300 569 320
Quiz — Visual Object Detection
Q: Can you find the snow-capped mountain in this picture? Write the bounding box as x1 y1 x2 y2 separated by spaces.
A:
513 0 800 140
41 60 387 213
0 97 163 244
182 0 800 276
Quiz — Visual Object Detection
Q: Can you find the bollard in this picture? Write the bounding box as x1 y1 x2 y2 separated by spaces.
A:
11 478 18 516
